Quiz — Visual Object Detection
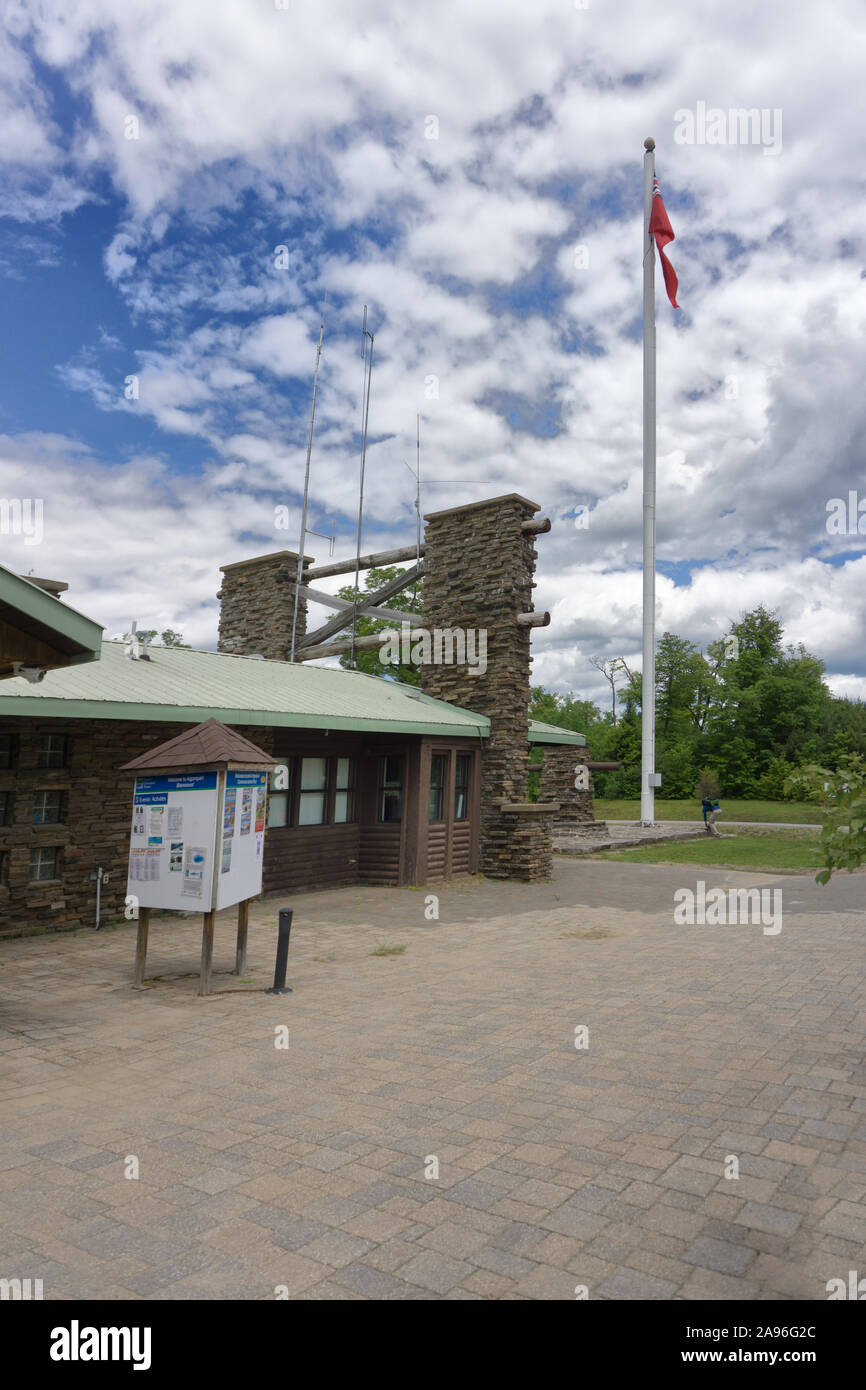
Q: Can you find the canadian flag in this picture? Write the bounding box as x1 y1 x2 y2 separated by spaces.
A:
649 177 679 308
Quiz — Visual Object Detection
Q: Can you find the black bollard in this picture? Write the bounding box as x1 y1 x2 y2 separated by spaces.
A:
266 908 293 994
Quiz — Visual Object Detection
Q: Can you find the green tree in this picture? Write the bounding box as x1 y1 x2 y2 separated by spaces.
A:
787 756 866 882
143 628 190 648
336 567 422 685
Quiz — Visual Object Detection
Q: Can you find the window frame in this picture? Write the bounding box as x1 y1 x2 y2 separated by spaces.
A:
0 732 17 771
429 753 447 823
378 755 405 823
454 753 471 822
29 845 61 882
36 734 68 770
32 788 65 826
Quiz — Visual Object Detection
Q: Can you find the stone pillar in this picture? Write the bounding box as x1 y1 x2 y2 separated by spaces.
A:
217 551 313 661
538 746 597 826
420 494 552 881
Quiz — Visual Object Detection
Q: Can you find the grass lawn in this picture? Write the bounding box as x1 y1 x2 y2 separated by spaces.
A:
599 828 823 873
594 798 823 825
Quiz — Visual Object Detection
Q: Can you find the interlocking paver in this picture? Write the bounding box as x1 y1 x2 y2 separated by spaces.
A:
1 859 862 1300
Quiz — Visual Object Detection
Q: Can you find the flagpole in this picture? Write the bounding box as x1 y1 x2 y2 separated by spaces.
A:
641 136 656 826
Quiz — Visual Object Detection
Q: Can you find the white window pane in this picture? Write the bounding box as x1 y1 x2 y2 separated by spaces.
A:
299 791 326 825
267 793 289 828
336 758 352 788
301 757 328 790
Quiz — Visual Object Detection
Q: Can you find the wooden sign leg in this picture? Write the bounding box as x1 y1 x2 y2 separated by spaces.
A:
134 907 151 986
235 899 249 976
199 910 216 996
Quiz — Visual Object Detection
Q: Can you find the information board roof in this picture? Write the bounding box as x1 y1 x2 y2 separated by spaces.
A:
120 718 277 772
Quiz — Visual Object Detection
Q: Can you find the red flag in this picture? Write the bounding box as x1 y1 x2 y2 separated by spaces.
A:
649 177 679 308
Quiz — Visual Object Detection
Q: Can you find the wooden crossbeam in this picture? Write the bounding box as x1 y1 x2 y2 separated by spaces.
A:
296 560 424 651
294 631 399 662
299 585 421 629
305 545 425 581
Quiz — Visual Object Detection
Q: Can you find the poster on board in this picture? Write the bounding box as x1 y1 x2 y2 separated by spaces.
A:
126 768 268 914
126 773 218 911
215 770 268 910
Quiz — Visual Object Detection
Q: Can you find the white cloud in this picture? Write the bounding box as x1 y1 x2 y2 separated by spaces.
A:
1 0 865 705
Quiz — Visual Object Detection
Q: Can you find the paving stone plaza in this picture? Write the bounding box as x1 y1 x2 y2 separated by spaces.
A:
1 860 864 1301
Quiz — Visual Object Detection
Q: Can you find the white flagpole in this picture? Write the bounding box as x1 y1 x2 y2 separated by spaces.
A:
641 136 657 826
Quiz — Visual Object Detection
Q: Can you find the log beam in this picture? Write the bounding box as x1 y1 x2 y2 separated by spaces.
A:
296 561 424 651
516 611 550 627
304 545 425 581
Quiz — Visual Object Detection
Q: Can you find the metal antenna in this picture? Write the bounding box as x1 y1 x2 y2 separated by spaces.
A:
290 308 325 661
350 307 374 669
401 413 422 610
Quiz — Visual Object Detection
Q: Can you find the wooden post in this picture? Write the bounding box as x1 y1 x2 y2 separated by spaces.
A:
134 907 150 986
199 910 216 996
235 899 249 975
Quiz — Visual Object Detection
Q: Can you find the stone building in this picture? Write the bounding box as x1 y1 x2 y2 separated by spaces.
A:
0 495 591 936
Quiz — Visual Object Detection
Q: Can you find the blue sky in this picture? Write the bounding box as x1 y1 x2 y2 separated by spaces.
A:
1 0 865 705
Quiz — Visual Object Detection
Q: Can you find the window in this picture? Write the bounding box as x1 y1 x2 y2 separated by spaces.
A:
455 754 471 821
0 733 15 770
0 790 11 826
267 762 292 828
429 754 447 822
36 734 67 769
334 758 356 824
298 757 328 826
33 789 64 825
379 756 404 822
29 846 60 881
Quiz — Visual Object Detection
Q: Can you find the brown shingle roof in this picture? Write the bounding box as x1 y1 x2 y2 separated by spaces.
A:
119 717 276 772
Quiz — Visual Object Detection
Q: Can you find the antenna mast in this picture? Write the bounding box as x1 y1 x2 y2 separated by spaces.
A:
350 306 374 669
290 310 325 661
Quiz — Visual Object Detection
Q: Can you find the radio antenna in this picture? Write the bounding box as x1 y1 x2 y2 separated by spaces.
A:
350 306 375 669
290 306 325 661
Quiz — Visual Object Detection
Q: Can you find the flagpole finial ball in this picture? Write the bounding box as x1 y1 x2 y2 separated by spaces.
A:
644 137 655 150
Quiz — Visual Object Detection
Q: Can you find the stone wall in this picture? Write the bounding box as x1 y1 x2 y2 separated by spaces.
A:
419 494 552 881
537 745 596 825
0 718 276 937
217 551 312 660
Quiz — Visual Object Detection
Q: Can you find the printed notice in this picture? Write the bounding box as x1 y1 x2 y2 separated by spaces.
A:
182 846 207 897
254 788 266 833
132 806 146 836
221 838 232 873
223 788 236 837
130 849 161 882
167 805 183 836
169 841 183 872
239 789 252 835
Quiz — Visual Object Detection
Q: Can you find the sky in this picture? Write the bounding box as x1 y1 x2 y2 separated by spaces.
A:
1 0 865 710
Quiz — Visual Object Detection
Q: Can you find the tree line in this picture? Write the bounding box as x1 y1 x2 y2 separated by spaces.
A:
531 606 866 801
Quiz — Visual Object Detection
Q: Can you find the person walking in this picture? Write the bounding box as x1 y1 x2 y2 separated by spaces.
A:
701 795 722 837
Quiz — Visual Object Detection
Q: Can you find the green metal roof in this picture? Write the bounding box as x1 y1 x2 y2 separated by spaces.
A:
528 718 587 747
0 641 491 738
0 563 103 674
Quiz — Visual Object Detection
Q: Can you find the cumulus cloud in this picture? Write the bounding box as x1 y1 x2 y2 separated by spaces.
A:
1 0 864 708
